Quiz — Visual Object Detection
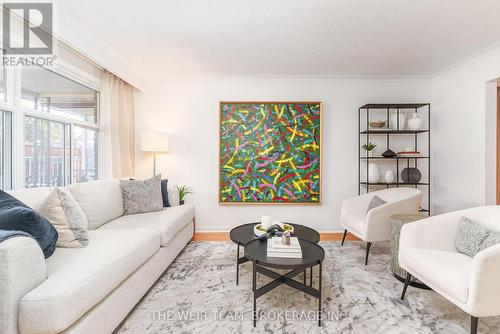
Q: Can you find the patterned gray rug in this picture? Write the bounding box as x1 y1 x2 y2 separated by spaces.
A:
117 241 500 334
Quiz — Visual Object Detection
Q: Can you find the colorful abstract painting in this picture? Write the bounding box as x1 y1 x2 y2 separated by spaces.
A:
219 102 321 204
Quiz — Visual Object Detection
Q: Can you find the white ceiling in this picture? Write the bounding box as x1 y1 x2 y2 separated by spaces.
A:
57 0 500 78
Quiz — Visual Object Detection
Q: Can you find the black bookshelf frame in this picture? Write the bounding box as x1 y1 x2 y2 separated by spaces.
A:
358 103 431 214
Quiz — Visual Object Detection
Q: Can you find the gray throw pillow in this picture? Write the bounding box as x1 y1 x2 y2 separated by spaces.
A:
366 195 387 213
455 217 489 257
120 175 163 215
478 231 500 253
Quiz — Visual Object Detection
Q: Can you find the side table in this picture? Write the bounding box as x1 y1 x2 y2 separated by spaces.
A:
391 213 430 289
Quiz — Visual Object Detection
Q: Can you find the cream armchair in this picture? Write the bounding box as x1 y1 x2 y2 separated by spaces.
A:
340 187 422 265
399 206 500 334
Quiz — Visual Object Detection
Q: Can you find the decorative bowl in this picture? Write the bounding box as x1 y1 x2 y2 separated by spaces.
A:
254 223 294 237
369 120 386 128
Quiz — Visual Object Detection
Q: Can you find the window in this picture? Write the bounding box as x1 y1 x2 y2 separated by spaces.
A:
0 63 6 102
20 67 100 188
21 67 98 123
72 126 98 183
0 110 11 189
24 116 70 188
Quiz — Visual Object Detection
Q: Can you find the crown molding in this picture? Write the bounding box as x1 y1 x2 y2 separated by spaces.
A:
147 73 432 83
431 39 500 81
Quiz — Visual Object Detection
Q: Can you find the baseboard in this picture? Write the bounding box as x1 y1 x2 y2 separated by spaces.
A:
192 232 361 241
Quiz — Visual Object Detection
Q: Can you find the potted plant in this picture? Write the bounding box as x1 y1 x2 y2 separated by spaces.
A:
362 142 377 157
176 185 193 205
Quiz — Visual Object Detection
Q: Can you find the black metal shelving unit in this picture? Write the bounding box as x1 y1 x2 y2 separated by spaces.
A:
358 103 431 215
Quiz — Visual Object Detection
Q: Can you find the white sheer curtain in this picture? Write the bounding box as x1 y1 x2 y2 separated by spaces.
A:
99 71 135 179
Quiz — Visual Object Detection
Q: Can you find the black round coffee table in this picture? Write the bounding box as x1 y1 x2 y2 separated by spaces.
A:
230 222 320 285
245 238 325 327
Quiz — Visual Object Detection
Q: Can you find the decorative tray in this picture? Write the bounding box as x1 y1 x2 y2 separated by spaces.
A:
254 223 294 237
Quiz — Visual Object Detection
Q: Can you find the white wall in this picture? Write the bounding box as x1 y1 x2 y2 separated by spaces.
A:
431 45 500 214
134 77 431 232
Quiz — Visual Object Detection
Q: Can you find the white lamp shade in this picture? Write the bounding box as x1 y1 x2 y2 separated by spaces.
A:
141 131 169 152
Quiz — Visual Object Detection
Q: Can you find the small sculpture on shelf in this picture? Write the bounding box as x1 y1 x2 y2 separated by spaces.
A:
382 149 397 158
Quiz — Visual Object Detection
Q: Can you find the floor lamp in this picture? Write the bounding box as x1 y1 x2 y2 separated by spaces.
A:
140 131 169 176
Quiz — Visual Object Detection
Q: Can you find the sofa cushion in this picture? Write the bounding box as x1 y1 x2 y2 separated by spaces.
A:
99 204 194 246
18 229 160 334
67 180 124 229
402 248 472 304
7 187 52 210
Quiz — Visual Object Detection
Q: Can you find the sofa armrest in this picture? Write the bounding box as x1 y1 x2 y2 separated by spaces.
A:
168 187 180 206
0 237 47 334
468 244 500 316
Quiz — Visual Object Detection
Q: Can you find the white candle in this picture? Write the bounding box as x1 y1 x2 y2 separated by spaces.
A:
261 216 272 229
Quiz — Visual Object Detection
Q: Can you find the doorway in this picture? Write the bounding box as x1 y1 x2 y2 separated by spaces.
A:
497 85 500 204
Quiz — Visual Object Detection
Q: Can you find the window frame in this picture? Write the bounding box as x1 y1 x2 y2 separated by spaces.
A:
0 109 12 189
4 64 101 190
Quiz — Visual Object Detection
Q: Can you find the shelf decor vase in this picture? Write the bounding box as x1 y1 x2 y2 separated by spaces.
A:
407 112 423 130
368 163 380 183
401 167 421 183
390 111 406 130
384 170 395 183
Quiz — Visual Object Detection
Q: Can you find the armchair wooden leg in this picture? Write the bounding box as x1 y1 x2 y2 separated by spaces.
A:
365 242 372 265
341 229 348 246
471 316 478 334
401 272 411 300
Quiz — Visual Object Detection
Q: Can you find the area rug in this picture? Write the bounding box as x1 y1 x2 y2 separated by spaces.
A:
116 241 500 334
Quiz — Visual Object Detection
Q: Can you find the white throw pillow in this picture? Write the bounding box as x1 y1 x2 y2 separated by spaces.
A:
38 188 89 248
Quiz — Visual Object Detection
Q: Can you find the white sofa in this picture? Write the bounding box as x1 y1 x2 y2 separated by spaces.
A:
340 187 422 265
399 206 500 334
0 180 195 334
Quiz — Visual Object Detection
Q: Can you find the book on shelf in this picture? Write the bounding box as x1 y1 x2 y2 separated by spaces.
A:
267 237 302 258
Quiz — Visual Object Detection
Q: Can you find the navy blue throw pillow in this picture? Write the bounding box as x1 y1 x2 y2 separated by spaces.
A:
161 179 170 207
0 190 58 258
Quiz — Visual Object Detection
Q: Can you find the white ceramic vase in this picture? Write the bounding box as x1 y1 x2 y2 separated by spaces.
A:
390 111 406 130
261 216 272 229
368 163 380 183
407 112 423 130
384 170 395 183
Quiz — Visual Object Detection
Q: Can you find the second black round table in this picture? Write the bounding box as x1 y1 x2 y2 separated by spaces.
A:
229 222 320 284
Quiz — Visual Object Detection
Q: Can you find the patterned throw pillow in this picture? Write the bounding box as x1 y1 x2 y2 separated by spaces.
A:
478 231 500 253
38 187 89 248
455 217 489 257
120 175 163 215
366 195 387 213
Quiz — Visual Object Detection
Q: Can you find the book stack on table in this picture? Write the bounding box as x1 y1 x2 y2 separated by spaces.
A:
267 237 302 258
